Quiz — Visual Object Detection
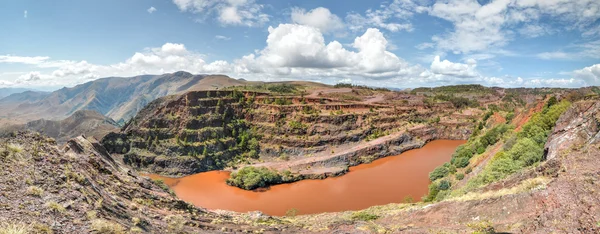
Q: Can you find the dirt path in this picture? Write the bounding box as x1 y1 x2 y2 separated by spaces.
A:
252 127 422 171
362 94 385 104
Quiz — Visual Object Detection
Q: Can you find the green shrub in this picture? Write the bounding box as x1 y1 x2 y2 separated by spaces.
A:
455 173 465 180
429 166 449 181
454 157 470 168
350 211 379 221
227 167 284 190
438 180 451 190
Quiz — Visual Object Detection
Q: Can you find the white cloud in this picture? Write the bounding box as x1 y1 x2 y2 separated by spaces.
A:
17 72 46 83
537 51 571 60
147 6 157 14
24 10 27 18
537 40 600 60
172 0 269 27
291 7 344 34
430 55 478 78
215 35 231 40
428 0 600 54
573 63 600 85
234 24 419 79
0 55 49 65
345 0 423 33
2 43 233 87
519 24 554 38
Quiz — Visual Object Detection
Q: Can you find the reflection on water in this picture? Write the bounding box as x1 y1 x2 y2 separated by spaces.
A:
147 140 465 216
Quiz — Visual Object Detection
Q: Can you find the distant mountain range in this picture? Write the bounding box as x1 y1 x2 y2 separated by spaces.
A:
0 110 119 143
0 88 39 99
0 71 248 123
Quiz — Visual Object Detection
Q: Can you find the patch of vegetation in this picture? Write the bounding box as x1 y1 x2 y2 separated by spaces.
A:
26 186 44 197
45 201 66 214
465 100 571 190
0 222 31 234
412 85 494 95
434 94 480 108
227 167 298 190
425 99 570 202
164 215 186 233
334 83 390 91
91 219 125 234
350 211 380 221
267 84 297 93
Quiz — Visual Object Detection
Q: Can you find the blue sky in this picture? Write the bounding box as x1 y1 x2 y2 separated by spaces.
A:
0 0 599 90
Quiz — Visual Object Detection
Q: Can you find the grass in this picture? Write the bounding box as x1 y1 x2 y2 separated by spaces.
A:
0 222 31 234
26 186 44 197
447 176 551 202
90 219 125 234
45 201 66 214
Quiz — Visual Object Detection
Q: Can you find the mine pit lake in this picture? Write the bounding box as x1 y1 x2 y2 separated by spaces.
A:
147 140 466 216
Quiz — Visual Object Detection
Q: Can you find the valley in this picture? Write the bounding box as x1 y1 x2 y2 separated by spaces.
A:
0 73 599 233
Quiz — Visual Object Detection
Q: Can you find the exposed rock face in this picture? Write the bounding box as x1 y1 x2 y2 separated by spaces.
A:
544 100 600 160
103 90 475 177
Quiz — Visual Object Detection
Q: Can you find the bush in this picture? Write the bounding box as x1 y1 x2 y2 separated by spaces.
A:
454 157 470 168
350 211 379 221
429 166 449 181
455 173 465 180
438 180 451 190
268 84 296 93
227 167 284 190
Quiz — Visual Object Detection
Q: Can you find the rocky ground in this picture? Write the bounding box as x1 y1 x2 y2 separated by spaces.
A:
0 132 299 233
1 100 599 233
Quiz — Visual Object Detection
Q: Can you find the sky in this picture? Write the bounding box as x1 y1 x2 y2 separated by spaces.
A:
0 0 599 90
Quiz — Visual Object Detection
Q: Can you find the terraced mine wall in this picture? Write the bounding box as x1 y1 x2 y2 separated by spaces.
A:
102 90 474 176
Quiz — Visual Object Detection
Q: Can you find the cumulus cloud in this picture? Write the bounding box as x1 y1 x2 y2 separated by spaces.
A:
234 24 420 80
147 6 157 14
172 0 269 27
430 56 478 77
17 72 45 83
291 7 344 34
573 63 600 85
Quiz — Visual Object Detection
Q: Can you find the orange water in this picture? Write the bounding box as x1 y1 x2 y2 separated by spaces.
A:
147 140 465 216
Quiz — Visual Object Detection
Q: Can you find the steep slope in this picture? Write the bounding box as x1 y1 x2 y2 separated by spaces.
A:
1 110 120 143
0 132 296 233
284 100 600 233
0 72 248 124
102 87 477 182
2 101 598 233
